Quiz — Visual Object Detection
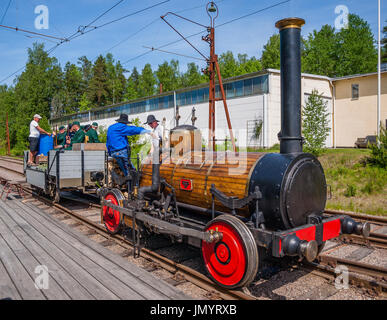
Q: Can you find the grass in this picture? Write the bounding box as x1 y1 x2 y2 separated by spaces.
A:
318 148 387 216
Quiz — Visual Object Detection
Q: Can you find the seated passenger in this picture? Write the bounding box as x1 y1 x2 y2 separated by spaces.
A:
65 121 85 150
86 122 100 143
54 126 66 149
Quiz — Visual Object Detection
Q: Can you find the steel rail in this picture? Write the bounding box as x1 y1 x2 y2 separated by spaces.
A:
19 187 256 300
303 261 387 296
325 209 387 226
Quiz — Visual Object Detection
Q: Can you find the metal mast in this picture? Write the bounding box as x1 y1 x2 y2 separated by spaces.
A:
161 1 236 152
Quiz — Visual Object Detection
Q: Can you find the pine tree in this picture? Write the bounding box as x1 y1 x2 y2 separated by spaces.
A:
139 64 156 97
382 21 387 63
63 62 83 113
89 55 109 106
302 89 330 156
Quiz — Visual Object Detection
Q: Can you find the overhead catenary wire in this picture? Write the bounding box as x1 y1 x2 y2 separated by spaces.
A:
0 24 66 41
67 0 170 42
1 0 170 84
123 0 291 66
92 17 161 62
108 0 228 64
0 0 12 24
143 46 206 61
65 0 125 41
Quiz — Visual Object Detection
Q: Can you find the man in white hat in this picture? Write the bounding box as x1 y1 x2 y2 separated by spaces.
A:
28 114 52 165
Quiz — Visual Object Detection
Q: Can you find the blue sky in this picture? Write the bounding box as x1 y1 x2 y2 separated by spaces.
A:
0 0 386 86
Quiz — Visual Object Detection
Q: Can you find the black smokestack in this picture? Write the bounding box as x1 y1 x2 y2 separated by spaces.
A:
275 18 305 154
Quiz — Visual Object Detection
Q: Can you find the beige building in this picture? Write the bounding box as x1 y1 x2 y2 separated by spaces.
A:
333 71 387 147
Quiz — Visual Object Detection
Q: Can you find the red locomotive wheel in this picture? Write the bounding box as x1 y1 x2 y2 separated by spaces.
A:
103 191 122 234
201 215 258 289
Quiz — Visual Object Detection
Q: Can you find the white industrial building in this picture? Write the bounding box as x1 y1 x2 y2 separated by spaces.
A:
51 69 333 149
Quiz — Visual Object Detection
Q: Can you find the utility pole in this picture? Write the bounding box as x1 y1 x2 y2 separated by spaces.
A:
6 112 10 155
161 1 236 152
202 2 236 152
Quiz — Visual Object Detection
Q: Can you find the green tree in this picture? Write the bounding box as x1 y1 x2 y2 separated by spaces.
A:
261 34 280 69
367 124 387 168
11 43 63 152
63 62 83 113
0 85 16 153
156 60 180 92
236 54 262 74
77 55 93 92
78 92 92 111
180 62 206 87
124 67 140 100
335 14 377 76
105 53 127 104
218 51 239 78
382 21 387 63
302 89 330 156
139 63 156 97
89 55 109 106
303 25 338 77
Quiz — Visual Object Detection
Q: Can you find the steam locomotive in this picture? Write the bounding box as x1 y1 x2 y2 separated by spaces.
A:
99 18 370 289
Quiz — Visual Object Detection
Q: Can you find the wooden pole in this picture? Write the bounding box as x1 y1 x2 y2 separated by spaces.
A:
208 27 216 151
206 26 236 152
214 58 236 152
5 112 10 155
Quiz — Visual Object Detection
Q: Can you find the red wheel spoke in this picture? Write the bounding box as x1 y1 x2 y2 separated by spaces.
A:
103 193 121 233
202 221 247 287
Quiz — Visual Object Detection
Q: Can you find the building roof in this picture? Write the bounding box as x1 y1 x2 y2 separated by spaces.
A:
332 70 387 81
266 68 331 81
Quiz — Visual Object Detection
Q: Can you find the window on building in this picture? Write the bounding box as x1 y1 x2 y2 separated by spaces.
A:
352 84 359 100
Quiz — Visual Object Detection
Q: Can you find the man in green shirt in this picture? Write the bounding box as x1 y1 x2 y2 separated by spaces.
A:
55 126 67 149
65 121 85 150
86 122 100 143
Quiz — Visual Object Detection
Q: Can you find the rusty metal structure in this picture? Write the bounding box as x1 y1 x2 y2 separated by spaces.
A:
161 1 236 152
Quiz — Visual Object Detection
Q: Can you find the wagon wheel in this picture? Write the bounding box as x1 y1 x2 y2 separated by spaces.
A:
201 215 259 289
102 189 124 234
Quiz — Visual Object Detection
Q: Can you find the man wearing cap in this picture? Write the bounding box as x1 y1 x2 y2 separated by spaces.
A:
54 126 67 149
144 114 163 154
106 114 151 176
65 121 85 150
86 122 100 143
28 114 52 165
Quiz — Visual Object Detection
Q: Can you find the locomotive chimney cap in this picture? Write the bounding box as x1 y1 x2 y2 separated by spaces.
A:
275 17 305 30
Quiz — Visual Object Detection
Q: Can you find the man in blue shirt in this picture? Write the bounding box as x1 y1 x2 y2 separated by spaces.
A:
106 114 151 176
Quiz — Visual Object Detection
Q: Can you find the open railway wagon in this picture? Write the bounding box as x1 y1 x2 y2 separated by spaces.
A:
24 144 107 202
99 18 370 289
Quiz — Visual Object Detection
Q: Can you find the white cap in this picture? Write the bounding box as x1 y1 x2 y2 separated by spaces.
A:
33 114 42 119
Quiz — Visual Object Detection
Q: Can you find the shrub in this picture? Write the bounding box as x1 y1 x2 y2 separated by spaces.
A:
302 89 330 156
367 124 387 168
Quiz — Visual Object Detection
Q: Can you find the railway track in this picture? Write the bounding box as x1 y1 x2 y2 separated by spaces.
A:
11 187 387 299
17 186 257 300
0 159 386 299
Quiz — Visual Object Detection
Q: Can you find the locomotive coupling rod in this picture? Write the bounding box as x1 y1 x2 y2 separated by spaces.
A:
102 200 223 243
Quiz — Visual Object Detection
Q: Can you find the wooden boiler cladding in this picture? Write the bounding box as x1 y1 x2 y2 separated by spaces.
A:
140 151 265 216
